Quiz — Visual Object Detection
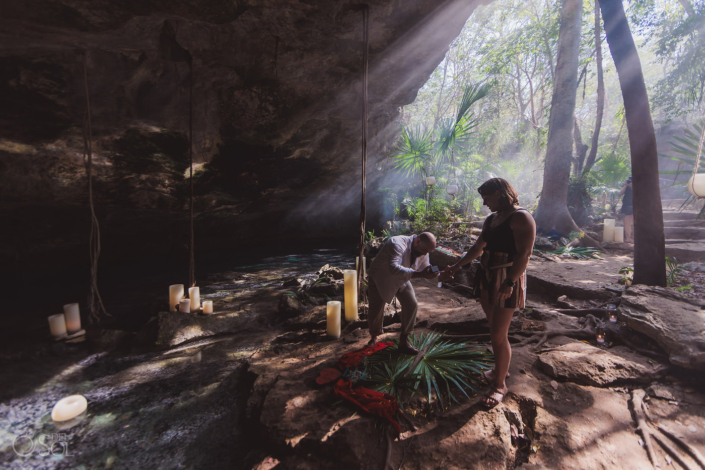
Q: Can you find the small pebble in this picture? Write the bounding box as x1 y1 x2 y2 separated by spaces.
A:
689 425 698 433
551 380 558 390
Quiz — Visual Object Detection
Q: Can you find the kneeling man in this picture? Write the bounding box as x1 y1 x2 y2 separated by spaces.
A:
366 232 447 354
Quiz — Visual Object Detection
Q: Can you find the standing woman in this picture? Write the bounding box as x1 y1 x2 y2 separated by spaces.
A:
620 176 634 243
445 178 536 408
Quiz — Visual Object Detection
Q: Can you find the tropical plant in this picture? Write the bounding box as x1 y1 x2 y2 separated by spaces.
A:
666 256 684 286
362 332 493 408
391 125 434 179
534 246 601 259
435 83 490 166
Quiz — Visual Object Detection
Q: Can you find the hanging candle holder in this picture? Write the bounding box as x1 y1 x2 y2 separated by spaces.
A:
425 176 436 186
687 174 705 198
446 183 459 200
375 162 383 171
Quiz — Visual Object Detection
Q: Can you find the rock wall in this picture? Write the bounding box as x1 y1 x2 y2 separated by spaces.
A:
0 0 490 276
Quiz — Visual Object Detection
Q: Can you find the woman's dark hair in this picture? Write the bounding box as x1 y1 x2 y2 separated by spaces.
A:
478 178 520 208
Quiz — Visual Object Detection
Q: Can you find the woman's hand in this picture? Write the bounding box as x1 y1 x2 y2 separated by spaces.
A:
439 267 454 282
494 284 514 301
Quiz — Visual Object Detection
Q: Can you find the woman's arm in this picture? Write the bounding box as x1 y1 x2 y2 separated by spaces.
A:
496 211 536 300
446 220 489 274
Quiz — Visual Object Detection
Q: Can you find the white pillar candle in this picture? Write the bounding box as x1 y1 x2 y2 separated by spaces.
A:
343 270 358 321
48 314 67 338
614 226 624 243
202 301 213 314
327 301 341 338
169 284 184 311
63 303 81 334
179 299 191 313
189 287 200 312
51 395 87 422
603 218 615 243
356 257 367 277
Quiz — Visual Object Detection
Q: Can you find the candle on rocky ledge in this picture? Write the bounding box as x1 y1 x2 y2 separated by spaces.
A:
48 314 67 339
603 219 615 243
327 301 341 338
63 303 81 334
614 226 624 243
356 256 366 277
343 270 358 321
609 312 618 323
202 301 213 314
189 287 200 312
169 284 184 312
179 299 191 313
51 395 87 422
596 324 606 345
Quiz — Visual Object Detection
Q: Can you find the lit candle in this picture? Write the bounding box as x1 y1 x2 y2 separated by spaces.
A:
356 257 367 277
51 395 87 422
609 313 618 323
179 299 191 313
614 226 624 243
597 334 606 344
63 303 81 334
343 270 358 321
603 219 615 243
189 287 200 312
169 284 184 311
327 301 341 338
48 314 67 338
202 301 213 314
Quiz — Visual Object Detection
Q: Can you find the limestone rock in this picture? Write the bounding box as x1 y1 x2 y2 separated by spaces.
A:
316 265 344 281
537 342 667 386
278 294 305 318
619 285 705 371
155 310 246 347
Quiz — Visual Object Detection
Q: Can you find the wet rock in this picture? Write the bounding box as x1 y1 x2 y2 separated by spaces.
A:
282 278 304 288
155 310 247 347
308 279 343 297
316 265 344 280
537 342 667 386
534 237 555 251
620 285 705 371
278 294 305 318
87 329 132 350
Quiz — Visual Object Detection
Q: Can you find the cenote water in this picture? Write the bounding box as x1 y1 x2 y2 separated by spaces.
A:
5 244 358 337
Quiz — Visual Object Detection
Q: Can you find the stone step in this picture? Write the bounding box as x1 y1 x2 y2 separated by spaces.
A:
663 219 705 227
662 210 701 220
665 242 705 262
664 227 705 239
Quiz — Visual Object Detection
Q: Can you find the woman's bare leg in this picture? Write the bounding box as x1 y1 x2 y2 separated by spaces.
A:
489 306 515 393
624 215 634 243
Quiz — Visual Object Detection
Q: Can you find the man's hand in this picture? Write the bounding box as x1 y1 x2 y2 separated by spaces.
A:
419 266 437 279
439 266 454 282
493 284 514 302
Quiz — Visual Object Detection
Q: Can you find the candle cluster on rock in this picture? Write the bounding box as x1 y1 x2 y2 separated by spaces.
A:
48 314 67 339
63 303 81 333
169 284 184 311
603 219 615 243
202 301 213 314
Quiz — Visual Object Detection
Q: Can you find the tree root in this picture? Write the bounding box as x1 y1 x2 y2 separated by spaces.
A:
630 389 705 470
514 314 599 350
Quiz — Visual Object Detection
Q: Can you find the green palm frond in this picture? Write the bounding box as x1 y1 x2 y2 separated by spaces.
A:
391 125 434 178
363 332 493 409
436 83 490 161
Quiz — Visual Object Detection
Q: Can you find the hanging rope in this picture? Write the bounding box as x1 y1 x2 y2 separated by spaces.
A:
188 61 196 287
357 5 369 308
82 52 110 322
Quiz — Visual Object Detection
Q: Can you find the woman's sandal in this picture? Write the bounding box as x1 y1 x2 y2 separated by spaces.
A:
478 370 510 386
482 388 506 409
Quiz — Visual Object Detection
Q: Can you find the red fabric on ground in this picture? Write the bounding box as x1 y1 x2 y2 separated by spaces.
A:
315 368 342 385
333 379 402 433
336 341 393 370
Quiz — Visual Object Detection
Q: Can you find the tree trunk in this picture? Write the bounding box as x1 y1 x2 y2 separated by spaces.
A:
534 0 584 236
599 0 666 286
574 116 589 175
583 0 605 176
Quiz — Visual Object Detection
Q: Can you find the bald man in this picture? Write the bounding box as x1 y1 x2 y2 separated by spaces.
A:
366 232 441 354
